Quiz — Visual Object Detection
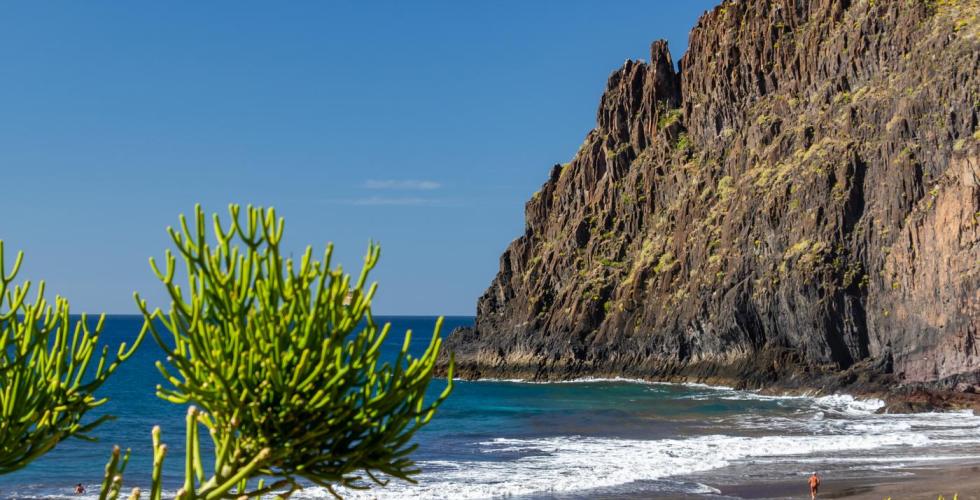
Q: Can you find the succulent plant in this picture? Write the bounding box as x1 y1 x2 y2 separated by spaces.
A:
106 204 452 499
0 241 146 475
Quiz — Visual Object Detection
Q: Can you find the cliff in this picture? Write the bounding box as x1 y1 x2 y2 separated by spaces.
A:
444 0 980 404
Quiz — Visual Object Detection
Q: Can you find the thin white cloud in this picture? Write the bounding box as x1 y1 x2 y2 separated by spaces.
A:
328 196 448 207
363 179 442 190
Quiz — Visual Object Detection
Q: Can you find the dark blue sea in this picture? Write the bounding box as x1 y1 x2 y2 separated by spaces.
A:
3 316 980 499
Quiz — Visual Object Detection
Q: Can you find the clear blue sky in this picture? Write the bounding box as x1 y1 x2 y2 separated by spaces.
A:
0 1 717 316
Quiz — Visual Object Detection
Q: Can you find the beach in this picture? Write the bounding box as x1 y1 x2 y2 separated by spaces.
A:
716 462 980 499
552 462 980 499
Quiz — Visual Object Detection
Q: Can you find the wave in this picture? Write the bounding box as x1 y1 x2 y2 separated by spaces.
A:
459 375 684 385
2 489 183 500
463 377 892 416
323 408 980 499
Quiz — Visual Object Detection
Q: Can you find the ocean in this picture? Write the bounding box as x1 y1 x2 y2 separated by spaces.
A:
3 315 980 499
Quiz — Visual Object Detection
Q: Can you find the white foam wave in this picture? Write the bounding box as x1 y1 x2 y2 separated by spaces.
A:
466 377 895 419
7 489 182 500
764 454 980 464
462 376 711 386
321 419 974 499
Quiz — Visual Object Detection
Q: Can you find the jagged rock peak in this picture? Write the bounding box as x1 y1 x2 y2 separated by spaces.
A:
597 40 681 153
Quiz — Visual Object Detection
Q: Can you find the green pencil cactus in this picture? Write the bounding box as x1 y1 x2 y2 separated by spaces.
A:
0 241 146 475
113 204 452 498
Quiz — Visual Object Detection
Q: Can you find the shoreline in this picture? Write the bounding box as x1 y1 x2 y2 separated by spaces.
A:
457 376 889 408
457 377 980 499
712 461 980 499
592 461 980 499
442 366 980 413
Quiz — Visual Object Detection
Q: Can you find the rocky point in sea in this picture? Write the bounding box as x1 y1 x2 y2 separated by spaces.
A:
440 0 980 412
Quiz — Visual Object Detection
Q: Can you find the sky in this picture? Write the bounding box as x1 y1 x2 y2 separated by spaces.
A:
0 1 717 316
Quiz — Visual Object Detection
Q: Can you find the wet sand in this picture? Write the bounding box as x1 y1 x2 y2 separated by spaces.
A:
716 462 980 499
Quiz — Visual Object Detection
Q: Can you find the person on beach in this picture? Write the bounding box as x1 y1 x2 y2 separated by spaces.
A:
74 483 85 495
808 472 821 499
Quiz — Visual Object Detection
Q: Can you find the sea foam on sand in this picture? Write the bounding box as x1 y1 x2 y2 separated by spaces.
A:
321 387 980 499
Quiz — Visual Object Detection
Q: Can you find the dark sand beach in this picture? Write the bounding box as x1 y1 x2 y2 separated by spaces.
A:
715 462 980 499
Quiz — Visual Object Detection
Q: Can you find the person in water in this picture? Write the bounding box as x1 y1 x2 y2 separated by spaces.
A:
74 483 86 495
808 472 821 499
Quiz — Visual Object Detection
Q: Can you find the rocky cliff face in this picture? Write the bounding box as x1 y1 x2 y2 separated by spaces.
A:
445 0 980 397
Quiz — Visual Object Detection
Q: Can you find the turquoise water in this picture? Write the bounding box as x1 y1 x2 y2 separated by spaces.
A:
4 316 980 499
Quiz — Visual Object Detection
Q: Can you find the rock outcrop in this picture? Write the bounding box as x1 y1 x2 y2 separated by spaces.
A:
444 0 980 399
